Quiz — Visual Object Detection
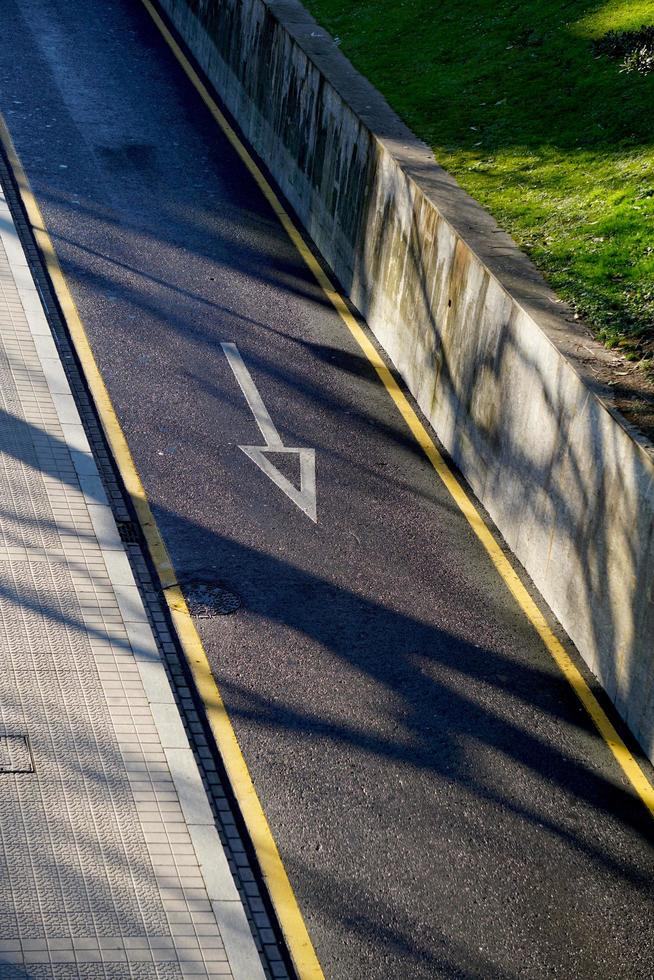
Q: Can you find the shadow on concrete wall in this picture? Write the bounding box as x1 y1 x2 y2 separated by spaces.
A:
351 153 654 758
206 0 654 761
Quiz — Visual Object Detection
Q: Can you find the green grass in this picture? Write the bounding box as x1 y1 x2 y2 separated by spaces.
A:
302 0 654 360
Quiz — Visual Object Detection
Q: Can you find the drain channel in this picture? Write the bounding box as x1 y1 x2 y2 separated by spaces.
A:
0 734 34 773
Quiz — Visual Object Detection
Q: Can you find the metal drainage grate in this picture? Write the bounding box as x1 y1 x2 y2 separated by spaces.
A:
184 581 241 618
116 520 142 544
0 734 34 773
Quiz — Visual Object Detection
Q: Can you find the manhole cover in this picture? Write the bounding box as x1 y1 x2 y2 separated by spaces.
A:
0 734 34 773
184 581 241 617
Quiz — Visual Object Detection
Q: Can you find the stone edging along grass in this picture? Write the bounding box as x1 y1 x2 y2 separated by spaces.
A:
302 0 654 368
155 0 654 760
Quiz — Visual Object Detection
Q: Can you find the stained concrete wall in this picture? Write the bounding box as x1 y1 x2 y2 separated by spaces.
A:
157 0 654 756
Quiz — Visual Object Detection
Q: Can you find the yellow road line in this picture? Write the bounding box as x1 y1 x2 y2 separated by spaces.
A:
138 0 654 822
0 118 324 980
2 4 653 975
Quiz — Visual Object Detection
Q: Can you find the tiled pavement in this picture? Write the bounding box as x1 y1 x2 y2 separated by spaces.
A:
0 176 269 979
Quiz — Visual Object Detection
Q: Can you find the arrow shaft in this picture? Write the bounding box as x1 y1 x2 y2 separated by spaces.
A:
222 342 283 447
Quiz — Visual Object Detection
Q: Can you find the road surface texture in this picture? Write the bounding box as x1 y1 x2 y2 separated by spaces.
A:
1 1 653 977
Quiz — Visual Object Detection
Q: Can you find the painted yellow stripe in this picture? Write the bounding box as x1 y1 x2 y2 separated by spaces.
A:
0 119 324 980
137 0 654 821
2 7 653 978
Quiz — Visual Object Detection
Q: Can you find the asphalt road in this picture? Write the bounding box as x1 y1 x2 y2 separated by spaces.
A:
1 1 654 977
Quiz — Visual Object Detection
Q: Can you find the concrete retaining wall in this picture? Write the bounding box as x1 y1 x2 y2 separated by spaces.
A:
156 0 654 756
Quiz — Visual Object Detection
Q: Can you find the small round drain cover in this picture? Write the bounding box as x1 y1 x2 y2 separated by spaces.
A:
185 581 241 617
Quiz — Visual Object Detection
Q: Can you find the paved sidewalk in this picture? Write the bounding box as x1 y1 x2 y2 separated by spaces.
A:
0 178 267 980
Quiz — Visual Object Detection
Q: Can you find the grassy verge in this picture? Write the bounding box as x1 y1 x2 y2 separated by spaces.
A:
302 0 654 363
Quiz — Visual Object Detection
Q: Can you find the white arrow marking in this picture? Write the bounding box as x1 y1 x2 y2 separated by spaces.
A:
222 342 283 448
222 342 317 522
239 445 317 522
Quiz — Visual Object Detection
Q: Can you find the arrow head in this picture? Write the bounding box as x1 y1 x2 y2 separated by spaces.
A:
239 445 317 523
